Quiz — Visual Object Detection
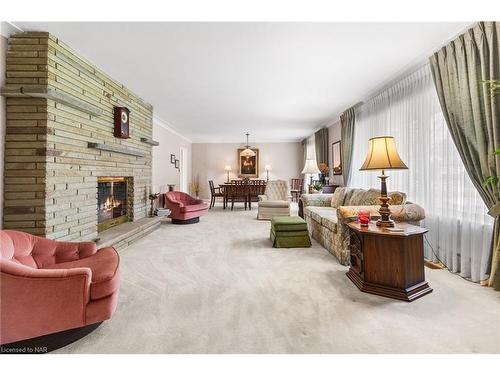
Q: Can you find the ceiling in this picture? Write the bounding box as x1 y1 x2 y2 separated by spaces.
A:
12 22 470 142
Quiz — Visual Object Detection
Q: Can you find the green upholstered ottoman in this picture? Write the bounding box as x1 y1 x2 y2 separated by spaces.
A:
270 216 311 248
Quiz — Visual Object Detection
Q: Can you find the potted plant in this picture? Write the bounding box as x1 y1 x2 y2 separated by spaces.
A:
310 182 323 193
190 175 201 199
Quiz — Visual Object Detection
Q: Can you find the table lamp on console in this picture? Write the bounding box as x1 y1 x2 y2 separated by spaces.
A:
359 136 407 227
224 165 232 183
301 159 321 193
264 165 272 182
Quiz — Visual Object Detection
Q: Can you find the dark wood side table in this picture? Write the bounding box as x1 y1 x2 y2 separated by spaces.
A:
346 222 432 302
321 184 339 194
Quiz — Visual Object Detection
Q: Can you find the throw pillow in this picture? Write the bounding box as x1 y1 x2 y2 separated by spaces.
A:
346 188 368 206
363 188 383 205
388 191 406 205
330 187 346 208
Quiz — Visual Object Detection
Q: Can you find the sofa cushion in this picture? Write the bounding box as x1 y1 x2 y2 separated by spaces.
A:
180 203 209 213
259 200 290 208
44 247 119 301
305 206 336 223
321 215 338 232
330 187 347 208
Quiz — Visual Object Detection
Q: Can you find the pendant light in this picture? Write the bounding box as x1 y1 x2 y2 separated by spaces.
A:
240 132 256 158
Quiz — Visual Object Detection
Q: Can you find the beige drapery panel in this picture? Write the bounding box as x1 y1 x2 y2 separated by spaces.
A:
340 107 355 186
429 22 500 289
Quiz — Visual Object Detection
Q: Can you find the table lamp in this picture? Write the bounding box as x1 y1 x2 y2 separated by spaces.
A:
264 165 272 181
224 165 232 183
301 159 321 192
359 136 407 227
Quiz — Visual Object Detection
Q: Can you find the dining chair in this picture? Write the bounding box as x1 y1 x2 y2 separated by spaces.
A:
290 178 304 202
208 180 224 209
226 182 248 210
248 180 266 209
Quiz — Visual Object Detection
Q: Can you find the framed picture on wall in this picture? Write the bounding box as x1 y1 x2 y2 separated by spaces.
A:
170 154 176 164
174 159 179 169
332 141 342 175
238 148 259 178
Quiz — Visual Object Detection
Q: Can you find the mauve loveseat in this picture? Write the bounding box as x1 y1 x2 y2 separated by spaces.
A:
163 191 209 224
0 230 120 347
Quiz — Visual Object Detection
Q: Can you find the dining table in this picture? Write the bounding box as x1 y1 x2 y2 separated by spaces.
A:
219 180 267 210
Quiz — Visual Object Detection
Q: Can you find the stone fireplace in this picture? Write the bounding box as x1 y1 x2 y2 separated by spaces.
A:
2 32 153 241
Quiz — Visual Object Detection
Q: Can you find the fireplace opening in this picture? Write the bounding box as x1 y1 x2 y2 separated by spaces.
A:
97 177 128 232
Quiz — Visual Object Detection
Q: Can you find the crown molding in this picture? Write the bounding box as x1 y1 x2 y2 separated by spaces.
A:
1 22 23 38
191 138 302 144
153 115 192 143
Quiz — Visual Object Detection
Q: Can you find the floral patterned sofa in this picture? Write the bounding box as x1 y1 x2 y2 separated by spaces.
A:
300 187 425 265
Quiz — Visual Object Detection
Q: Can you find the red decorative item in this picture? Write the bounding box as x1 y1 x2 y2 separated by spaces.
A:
357 210 371 226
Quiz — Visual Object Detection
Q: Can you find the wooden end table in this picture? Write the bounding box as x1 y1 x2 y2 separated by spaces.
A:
346 222 432 302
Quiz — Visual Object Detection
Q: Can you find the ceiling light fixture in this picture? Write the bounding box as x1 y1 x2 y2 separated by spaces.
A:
240 132 256 158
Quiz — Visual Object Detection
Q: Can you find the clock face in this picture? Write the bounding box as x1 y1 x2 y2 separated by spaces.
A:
121 111 128 124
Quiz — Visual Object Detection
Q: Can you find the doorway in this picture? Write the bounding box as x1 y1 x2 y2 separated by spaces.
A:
179 146 188 193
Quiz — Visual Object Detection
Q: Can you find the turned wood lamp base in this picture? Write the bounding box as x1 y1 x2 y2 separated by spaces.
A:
376 171 395 228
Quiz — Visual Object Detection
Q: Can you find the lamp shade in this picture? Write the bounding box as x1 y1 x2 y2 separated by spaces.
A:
265 165 272 171
301 159 321 174
224 165 232 171
240 148 256 157
359 136 408 171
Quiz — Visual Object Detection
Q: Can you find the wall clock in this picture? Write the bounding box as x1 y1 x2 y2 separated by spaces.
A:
114 107 130 139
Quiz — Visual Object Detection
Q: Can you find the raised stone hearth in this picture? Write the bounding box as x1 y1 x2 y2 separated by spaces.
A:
2 31 154 242
96 216 163 251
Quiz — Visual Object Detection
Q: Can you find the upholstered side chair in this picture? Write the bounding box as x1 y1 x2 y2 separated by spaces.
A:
163 191 209 224
0 230 120 350
257 180 291 220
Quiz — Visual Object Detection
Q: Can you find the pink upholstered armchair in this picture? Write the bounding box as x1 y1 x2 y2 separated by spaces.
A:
0 230 120 348
163 191 209 224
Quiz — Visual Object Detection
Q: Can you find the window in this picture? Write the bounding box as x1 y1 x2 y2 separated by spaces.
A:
349 64 494 282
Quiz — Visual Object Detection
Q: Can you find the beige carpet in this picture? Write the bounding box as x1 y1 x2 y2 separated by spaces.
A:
56 203 500 353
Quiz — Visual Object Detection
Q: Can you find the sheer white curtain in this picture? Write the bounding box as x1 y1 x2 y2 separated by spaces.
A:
350 64 494 282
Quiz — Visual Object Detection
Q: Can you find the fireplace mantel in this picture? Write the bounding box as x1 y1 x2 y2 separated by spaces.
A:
88 142 146 157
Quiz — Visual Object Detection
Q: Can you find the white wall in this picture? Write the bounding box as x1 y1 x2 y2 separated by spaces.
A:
152 119 192 194
192 142 303 199
0 35 6 227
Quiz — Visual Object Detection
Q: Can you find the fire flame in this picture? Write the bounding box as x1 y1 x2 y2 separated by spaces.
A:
102 195 122 211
